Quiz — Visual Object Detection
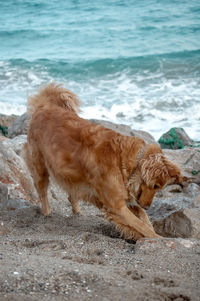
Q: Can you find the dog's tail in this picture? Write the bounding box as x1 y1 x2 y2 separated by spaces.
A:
27 82 81 116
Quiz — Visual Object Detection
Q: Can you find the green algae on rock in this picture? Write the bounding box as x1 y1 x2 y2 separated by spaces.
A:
158 128 193 150
0 125 8 136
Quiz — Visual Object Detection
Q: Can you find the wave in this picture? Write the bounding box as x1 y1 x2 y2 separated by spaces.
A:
1 49 199 79
0 29 49 39
0 48 200 140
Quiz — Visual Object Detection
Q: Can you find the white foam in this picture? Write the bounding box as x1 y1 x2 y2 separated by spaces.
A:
75 72 200 141
0 64 200 141
0 101 26 116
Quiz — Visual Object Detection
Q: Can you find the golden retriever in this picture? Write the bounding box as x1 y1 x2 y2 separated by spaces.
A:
23 83 182 240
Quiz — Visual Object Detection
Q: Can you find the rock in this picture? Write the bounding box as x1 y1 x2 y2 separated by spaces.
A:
183 182 200 197
89 119 156 144
8 113 30 138
0 125 8 137
0 180 30 210
0 114 18 127
0 182 8 208
153 204 200 239
131 129 157 145
149 188 191 221
0 135 68 210
149 146 200 239
1 198 31 210
0 114 18 136
0 137 38 203
149 186 200 239
116 112 125 118
5 113 157 145
158 127 193 149
135 237 198 255
5 135 27 156
164 147 200 184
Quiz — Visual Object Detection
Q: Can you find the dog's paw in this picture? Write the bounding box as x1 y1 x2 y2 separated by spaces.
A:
42 209 51 216
72 210 82 216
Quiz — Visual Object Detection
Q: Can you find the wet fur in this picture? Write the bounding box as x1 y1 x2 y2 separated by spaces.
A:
23 83 182 240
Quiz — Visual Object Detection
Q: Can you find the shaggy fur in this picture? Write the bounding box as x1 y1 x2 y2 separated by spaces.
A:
23 83 182 240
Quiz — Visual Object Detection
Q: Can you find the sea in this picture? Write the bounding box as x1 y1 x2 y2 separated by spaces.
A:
0 0 200 140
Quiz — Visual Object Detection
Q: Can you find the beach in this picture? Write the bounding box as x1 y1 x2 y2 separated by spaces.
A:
0 114 200 300
1 1 200 299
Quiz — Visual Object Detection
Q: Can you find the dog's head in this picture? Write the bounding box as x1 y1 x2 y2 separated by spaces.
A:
128 144 182 210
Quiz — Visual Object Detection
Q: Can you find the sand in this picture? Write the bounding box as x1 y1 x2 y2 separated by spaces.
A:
0 198 199 301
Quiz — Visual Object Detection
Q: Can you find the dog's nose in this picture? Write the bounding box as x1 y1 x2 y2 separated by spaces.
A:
144 205 150 210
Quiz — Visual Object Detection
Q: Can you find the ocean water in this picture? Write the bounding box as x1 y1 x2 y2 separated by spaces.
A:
0 0 200 140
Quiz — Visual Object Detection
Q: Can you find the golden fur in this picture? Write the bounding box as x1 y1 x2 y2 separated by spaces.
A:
23 83 182 240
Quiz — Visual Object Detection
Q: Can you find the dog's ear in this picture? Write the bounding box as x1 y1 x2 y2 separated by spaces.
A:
166 160 182 183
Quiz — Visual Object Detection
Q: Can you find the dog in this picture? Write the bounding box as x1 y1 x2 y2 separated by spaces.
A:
23 83 182 240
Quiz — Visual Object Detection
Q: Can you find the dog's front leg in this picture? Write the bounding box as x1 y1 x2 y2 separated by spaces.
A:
128 205 155 232
95 174 161 240
105 205 161 239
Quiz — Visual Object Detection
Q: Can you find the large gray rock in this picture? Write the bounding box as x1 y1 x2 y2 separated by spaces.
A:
0 114 18 137
8 113 30 138
0 182 8 208
0 136 37 204
7 114 157 145
148 182 200 239
5 135 27 156
89 119 156 144
0 114 18 127
148 146 200 239
152 194 200 239
164 147 200 184
0 135 69 211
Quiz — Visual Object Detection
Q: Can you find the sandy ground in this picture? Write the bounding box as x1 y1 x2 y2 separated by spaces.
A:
0 199 199 301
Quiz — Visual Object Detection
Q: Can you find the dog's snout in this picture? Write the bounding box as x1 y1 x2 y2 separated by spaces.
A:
144 205 150 210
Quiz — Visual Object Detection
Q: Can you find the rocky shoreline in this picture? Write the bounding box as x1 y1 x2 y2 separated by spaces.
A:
0 113 200 300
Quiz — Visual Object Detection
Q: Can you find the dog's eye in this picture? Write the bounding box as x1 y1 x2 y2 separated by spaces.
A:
154 184 159 190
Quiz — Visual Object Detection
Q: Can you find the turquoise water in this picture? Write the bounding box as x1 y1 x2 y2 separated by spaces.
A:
0 0 200 139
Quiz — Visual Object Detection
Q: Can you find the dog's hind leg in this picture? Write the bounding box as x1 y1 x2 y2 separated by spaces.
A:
38 174 50 216
23 143 50 215
89 195 103 210
68 195 81 215
68 194 103 215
